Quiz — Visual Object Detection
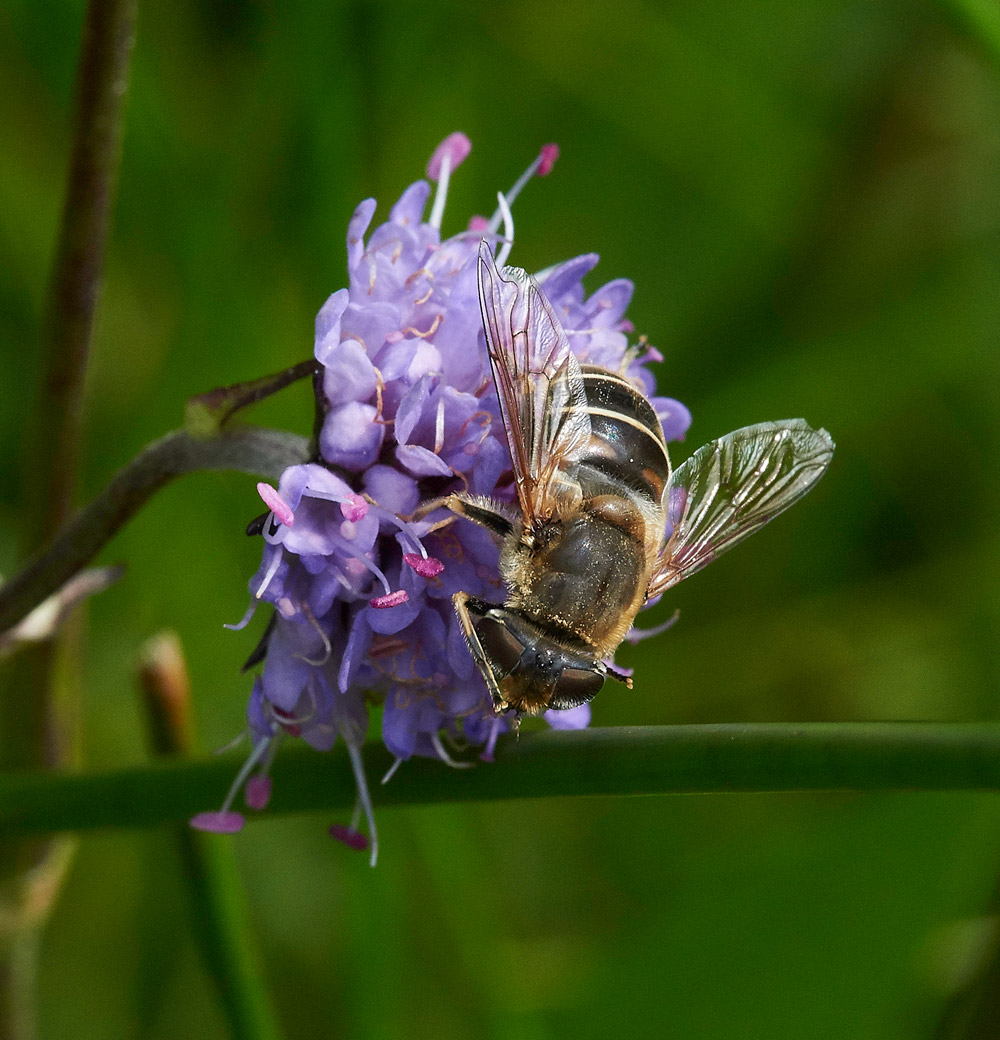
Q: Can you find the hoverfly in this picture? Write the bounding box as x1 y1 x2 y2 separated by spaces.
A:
441 241 834 718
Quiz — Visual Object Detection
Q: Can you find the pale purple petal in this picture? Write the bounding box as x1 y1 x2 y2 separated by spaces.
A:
389 180 431 227
315 289 350 361
538 253 600 301
346 198 377 269
363 465 419 516
395 443 454 477
544 703 592 730
652 396 693 442
321 337 377 405
320 402 384 470
585 279 633 326
395 374 434 445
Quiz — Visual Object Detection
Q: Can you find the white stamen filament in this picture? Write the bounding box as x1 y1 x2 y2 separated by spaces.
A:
381 757 404 785
223 600 258 632
255 547 284 600
346 741 379 867
218 736 273 814
428 152 453 231
213 729 249 756
434 396 446 454
301 485 431 560
487 153 543 233
431 730 473 769
269 680 319 730
625 609 681 645
261 512 283 545
494 193 514 269
262 731 284 771
297 606 332 666
327 532 392 594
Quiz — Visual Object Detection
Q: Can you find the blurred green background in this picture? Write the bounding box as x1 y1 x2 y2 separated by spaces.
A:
3 0 1000 1037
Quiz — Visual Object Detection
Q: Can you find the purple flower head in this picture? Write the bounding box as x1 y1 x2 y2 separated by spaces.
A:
194 135 691 862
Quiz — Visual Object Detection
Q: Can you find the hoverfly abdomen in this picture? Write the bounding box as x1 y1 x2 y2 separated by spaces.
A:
577 366 671 508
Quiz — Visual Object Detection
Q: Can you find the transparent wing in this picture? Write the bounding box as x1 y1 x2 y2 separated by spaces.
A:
477 240 591 520
647 419 834 598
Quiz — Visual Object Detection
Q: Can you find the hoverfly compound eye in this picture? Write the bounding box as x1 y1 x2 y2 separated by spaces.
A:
549 668 605 711
475 616 526 677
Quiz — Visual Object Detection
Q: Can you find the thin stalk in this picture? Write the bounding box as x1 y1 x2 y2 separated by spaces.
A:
137 635 283 1040
2 723 1000 836
0 427 309 637
3 2 137 1036
26 0 137 550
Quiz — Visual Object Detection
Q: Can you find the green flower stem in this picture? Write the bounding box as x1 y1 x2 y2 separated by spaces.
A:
3 723 1000 836
184 359 318 436
173 832 284 1040
137 634 283 1040
27 0 137 551
0 427 309 638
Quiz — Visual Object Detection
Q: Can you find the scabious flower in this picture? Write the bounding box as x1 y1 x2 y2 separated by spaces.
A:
191 133 692 863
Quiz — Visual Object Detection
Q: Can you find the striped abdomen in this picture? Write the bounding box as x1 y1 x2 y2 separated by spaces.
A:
577 366 670 515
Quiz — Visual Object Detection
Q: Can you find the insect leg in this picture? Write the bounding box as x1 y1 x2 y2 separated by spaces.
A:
453 590 505 712
408 493 517 539
443 493 518 539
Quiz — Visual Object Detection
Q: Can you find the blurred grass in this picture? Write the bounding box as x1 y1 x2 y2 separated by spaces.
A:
3 0 1000 1037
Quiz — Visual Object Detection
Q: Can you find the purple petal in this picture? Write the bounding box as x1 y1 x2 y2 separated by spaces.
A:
469 435 509 496
363 465 419 516
321 337 377 404
315 289 350 359
395 374 434 445
543 703 591 730
341 300 401 357
389 180 431 227
339 613 372 693
585 279 633 326
395 443 453 478
538 253 600 302
346 199 377 270
320 402 384 470
447 613 476 680
382 690 443 760
652 396 693 442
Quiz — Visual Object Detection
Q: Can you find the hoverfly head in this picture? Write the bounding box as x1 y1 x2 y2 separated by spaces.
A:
471 607 606 717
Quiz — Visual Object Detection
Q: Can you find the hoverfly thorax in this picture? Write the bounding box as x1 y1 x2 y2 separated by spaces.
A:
442 240 834 720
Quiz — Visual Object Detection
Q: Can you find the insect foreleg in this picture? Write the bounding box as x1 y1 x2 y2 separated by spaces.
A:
453 590 505 712
441 493 519 540
408 493 517 540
